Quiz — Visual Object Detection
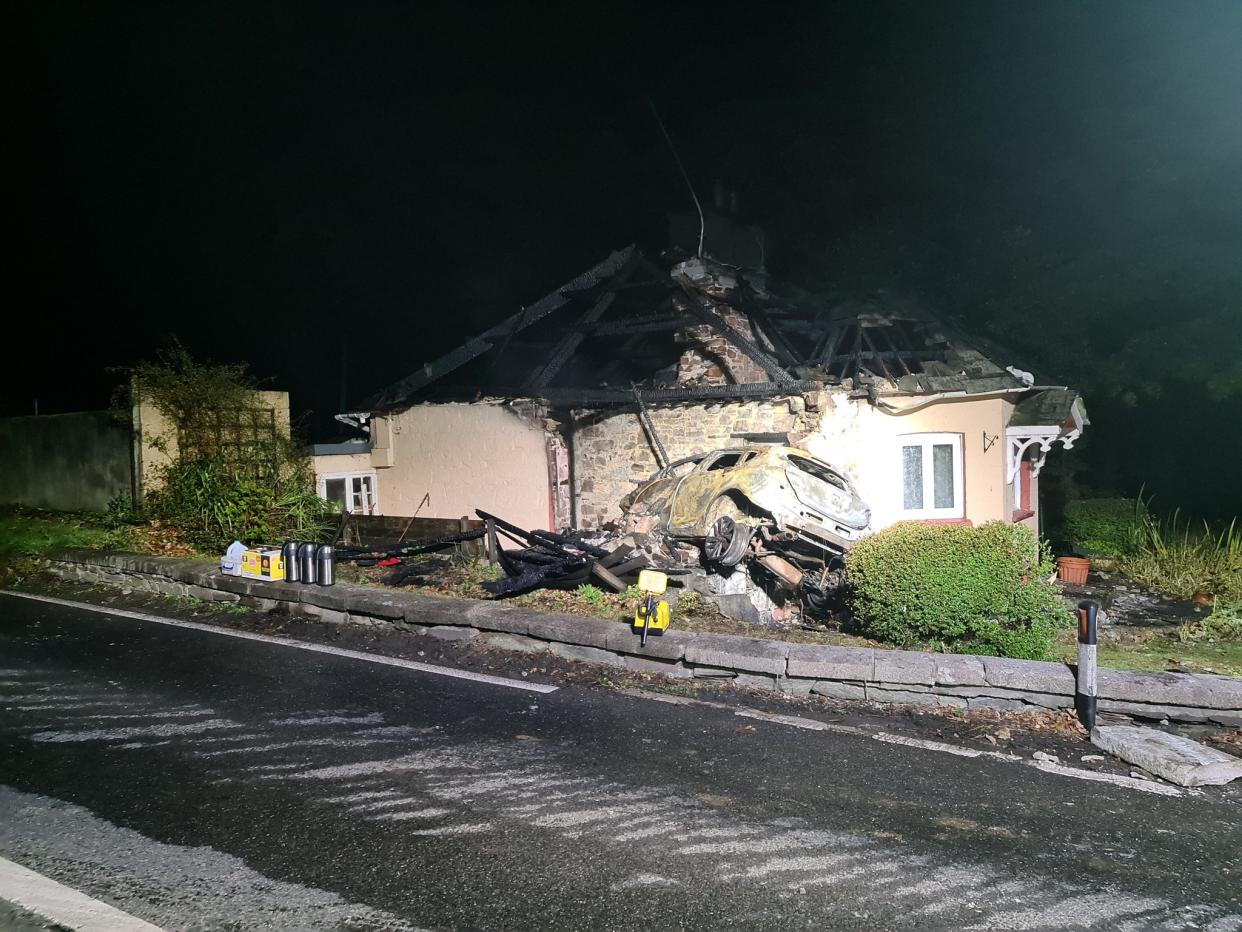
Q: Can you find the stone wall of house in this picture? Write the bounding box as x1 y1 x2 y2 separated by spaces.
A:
571 396 820 527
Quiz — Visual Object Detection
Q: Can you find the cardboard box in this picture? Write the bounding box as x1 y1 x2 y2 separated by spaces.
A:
240 548 285 581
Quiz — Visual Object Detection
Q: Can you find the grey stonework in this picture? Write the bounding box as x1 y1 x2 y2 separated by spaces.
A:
41 552 1242 727
569 397 815 528
425 625 478 642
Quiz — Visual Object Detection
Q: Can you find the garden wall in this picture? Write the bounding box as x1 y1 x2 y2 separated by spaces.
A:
45 550 1242 727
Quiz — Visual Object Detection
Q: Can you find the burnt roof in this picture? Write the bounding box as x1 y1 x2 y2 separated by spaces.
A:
357 246 1027 413
1010 388 1087 429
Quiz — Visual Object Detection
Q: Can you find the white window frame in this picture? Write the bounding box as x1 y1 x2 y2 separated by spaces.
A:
898 433 965 520
318 470 380 515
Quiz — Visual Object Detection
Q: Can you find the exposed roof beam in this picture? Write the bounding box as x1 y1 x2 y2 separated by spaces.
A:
675 284 795 385
536 379 823 407
859 327 895 381
585 313 695 336
525 263 633 392
360 245 639 411
746 303 804 367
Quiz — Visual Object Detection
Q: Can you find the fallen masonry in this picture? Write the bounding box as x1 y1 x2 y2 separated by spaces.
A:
1090 725 1242 787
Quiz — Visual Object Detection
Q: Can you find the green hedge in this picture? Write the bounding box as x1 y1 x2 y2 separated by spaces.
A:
1064 498 1147 558
846 521 1071 660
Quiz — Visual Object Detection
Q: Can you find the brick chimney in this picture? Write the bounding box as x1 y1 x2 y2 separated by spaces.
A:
671 258 770 386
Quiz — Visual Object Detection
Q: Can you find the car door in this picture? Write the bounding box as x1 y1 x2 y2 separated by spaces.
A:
667 451 747 534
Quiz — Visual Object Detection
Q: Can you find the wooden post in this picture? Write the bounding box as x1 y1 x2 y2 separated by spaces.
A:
485 518 498 565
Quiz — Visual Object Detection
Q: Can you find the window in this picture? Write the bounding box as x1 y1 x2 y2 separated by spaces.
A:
787 454 848 491
318 471 379 515
899 433 964 519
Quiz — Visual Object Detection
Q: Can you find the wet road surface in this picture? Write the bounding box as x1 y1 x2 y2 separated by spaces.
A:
1 592 1240 930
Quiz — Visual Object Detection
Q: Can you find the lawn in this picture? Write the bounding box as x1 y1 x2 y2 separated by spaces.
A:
0 509 130 564
1048 638 1242 678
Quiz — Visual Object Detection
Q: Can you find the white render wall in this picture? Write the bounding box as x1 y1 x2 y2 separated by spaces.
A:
368 402 552 531
804 393 1012 530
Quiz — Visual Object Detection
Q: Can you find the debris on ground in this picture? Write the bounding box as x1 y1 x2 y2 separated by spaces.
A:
473 510 656 597
1060 573 1208 632
1091 724 1242 787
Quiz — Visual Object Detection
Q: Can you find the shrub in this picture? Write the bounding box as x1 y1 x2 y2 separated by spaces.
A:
846 521 1071 659
1120 511 1242 601
146 441 335 553
1063 498 1147 558
121 343 337 554
1176 599 1242 644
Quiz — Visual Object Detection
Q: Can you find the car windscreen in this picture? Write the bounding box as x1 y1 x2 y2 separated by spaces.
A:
787 455 848 491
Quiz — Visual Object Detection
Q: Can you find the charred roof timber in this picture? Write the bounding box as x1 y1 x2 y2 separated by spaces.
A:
352 247 1034 415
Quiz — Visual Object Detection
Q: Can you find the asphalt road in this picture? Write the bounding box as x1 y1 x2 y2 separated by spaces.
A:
1 592 1239 931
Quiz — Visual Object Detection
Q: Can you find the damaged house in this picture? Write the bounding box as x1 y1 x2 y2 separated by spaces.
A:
315 217 1086 617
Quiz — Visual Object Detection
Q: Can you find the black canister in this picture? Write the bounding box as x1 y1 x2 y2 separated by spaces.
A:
298 542 318 585
315 544 335 587
282 540 300 583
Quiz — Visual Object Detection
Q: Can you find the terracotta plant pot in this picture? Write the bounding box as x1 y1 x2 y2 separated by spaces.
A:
1056 556 1091 586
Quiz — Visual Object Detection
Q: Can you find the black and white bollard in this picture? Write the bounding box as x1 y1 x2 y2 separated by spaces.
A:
1076 599 1099 730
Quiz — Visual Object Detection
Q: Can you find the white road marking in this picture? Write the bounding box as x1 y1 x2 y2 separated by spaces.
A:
623 688 1195 799
609 873 681 890
0 854 164 932
735 708 861 734
1 590 556 694
271 713 385 726
1029 758 1186 797
370 806 454 821
404 822 492 836
320 789 403 804
348 797 441 814
196 736 411 757
29 719 245 743
872 731 1019 761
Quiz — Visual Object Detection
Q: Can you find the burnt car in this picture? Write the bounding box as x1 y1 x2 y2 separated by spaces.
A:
622 445 871 599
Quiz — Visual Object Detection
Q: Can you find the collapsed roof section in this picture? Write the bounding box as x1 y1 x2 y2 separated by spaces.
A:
356 246 1034 414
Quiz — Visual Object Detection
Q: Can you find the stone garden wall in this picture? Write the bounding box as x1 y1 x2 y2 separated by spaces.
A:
44 550 1242 728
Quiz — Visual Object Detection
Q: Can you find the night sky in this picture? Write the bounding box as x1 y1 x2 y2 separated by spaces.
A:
9 2 1242 519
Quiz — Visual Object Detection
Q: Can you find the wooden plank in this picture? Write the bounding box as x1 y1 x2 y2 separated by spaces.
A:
590 561 627 592
859 327 895 381
599 543 635 568
747 303 803 367
607 555 650 578
347 515 485 557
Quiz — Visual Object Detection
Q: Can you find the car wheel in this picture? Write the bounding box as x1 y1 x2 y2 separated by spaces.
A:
703 515 752 567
